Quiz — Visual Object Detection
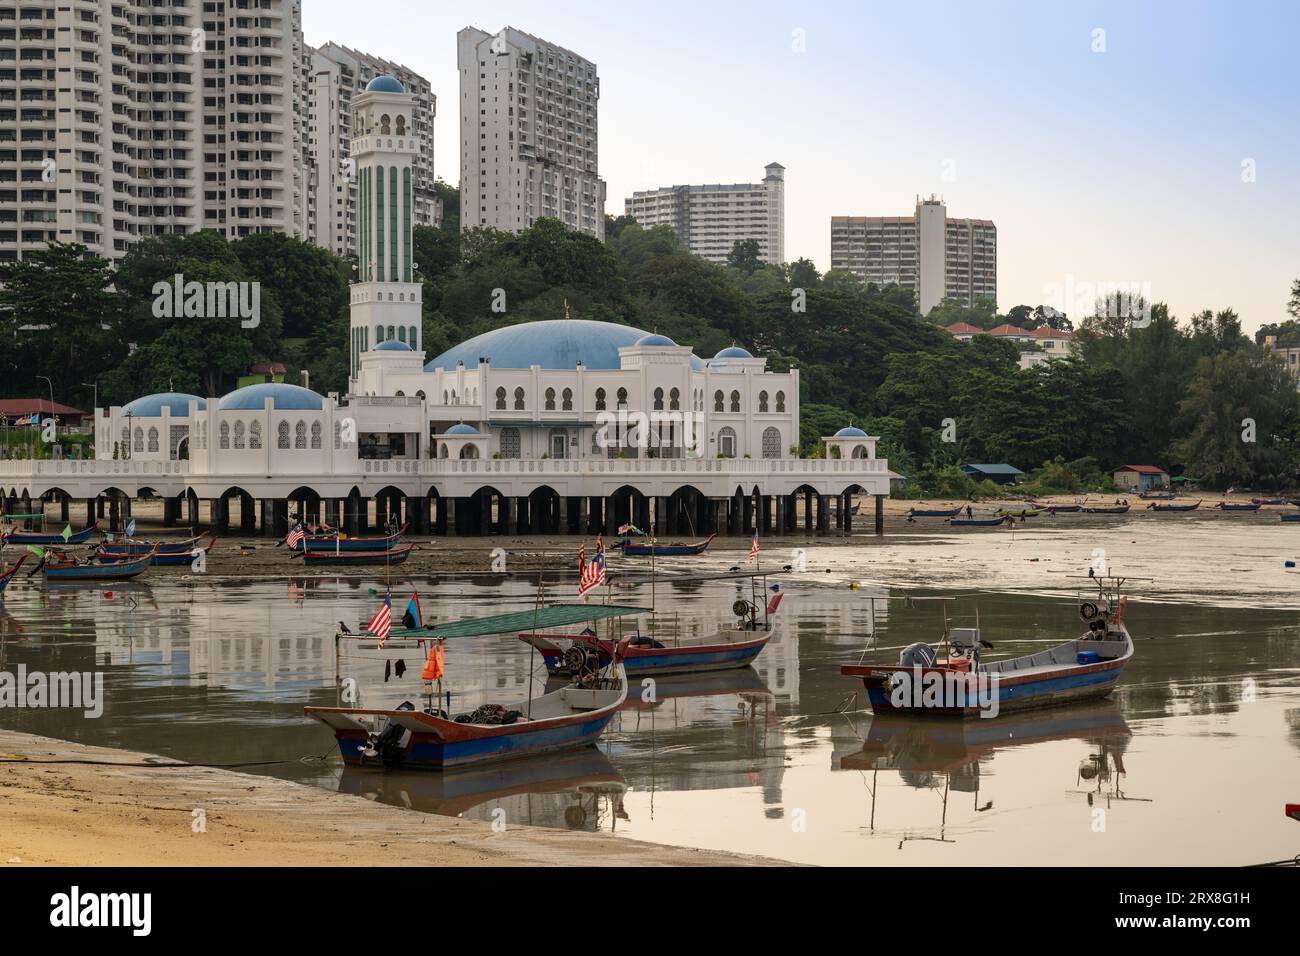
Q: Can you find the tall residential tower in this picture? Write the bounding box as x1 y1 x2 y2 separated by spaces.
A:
457 26 605 239
830 197 997 314
624 163 785 265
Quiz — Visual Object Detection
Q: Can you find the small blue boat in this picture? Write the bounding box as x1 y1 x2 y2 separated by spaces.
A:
37 548 155 581
908 507 962 518
3 522 98 546
306 604 641 770
98 537 215 567
616 532 716 557
298 524 407 552
1280 513 1300 523
947 515 1010 527
1216 501 1260 511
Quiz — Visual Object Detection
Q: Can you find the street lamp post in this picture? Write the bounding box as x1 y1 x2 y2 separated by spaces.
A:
36 375 54 458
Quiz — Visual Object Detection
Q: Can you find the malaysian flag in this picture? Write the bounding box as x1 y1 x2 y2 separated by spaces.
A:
578 550 606 598
367 595 392 647
748 533 760 564
285 524 305 549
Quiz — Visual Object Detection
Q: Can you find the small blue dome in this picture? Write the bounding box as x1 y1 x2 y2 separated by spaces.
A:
714 345 753 360
444 423 478 436
365 74 405 93
834 426 868 438
122 392 206 417
426 320 705 372
375 340 413 351
219 383 324 412
634 333 676 347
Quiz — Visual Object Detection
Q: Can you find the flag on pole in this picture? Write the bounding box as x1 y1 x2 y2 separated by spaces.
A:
26 545 46 559
577 543 586 573
618 523 642 536
125 519 136 538
403 591 422 630
60 524 72 543
748 532 760 564
578 549 606 597
285 523 305 550
367 595 392 647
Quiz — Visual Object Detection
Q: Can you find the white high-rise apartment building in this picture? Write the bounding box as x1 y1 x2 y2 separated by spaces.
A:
458 25 605 239
624 163 785 265
830 197 997 314
305 42 437 259
0 0 304 262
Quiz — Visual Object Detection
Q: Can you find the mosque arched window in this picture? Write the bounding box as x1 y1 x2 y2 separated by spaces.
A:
380 114 391 134
759 390 769 413
233 421 245 450
499 427 520 459
729 390 740 413
495 387 506 410
595 388 606 411
653 387 664 411
395 390 404 397
776 390 786 413
250 421 262 450
395 115 406 135
295 421 307 450
713 390 724 413
562 387 573 411
409 326 418 348
669 387 680 411
133 427 144 453
375 325 384 343
333 420 341 449
514 387 525 410
545 387 556 411
718 426 737 458
398 327 406 343
277 421 290 450
762 427 781 459
147 427 158 453
416 390 425 401
219 422 229 450
387 325 395 341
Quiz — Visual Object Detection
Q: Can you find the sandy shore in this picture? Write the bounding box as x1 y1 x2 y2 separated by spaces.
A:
0 730 782 867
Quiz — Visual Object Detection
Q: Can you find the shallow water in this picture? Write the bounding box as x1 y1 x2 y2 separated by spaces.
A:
2 517 1299 865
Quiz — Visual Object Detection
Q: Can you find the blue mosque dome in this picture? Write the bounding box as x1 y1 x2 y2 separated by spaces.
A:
444 423 479 436
219 383 324 412
426 320 705 372
713 345 753 360
365 74 405 93
634 332 676 347
834 426 868 438
375 339 413 352
122 392 206 417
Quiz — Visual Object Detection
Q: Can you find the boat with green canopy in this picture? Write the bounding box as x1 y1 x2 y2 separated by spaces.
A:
307 603 644 770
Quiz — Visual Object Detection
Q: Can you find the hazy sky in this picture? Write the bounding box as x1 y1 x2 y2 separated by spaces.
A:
305 0 1299 332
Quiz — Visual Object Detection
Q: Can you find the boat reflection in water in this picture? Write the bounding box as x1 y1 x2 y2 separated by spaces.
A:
337 747 627 832
835 701 1136 847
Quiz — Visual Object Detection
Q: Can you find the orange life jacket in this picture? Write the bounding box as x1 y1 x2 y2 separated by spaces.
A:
421 643 445 681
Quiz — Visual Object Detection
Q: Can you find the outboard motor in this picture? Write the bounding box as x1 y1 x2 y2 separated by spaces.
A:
899 642 936 668
370 700 415 765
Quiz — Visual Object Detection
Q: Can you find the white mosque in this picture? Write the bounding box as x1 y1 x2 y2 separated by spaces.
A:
0 77 891 539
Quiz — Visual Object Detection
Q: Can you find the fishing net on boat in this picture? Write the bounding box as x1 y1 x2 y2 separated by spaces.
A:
454 703 525 725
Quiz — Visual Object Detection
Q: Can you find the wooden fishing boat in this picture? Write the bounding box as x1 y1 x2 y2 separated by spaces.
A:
99 533 210 556
519 590 782 678
2 522 98 545
840 577 1134 717
998 508 1043 518
99 536 216 567
1215 501 1261 511
35 548 156 581
306 603 640 770
1082 504 1130 514
1280 513 1300 523
1138 490 1176 500
907 506 962 518
1146 499 1201 512
299 524 407 552
301 543 414 566
0 554 27 596
1040 504 1082 513
615 532 716 557
1252 498 1289 506
947 515 1009 527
